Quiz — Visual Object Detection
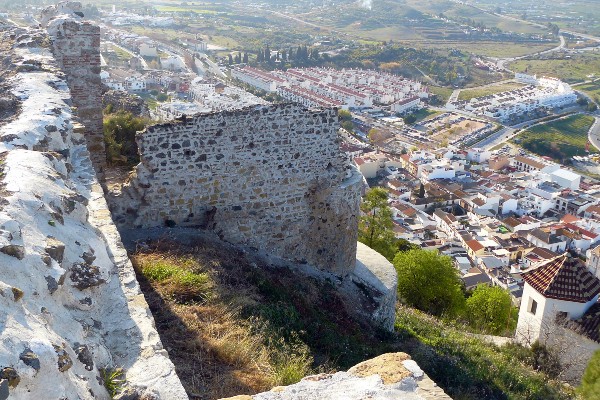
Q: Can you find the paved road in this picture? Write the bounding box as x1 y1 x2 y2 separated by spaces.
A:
588 116 600 151
458 1 600 43
496 35 565 72
447 89 461 105
477 112 589 150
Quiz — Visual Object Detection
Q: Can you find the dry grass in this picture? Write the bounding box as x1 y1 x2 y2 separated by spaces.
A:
130 239 365 399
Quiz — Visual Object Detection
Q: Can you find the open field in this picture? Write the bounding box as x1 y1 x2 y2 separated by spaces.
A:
429 118 487 144
577 81 600 103
458 82 525 101
475 0 600 37
510 114 596 162
412 108 443 122
383 39 560 58
428 86 454 104
509 53 600 84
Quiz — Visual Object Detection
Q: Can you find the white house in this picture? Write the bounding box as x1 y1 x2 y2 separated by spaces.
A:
550 168 581 190
125 76 146 92
516 254 600 382
467 148 491 163
391 96 421 114
527 228 567 253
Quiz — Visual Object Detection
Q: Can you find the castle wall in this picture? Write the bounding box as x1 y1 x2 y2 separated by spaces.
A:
0 23 186 399
113 104 361 275
44 12 106 176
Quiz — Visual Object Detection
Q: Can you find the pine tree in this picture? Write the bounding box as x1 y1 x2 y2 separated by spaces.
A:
265 45 271 62
228 54 233 65
243 52 248 63
257 50 264 63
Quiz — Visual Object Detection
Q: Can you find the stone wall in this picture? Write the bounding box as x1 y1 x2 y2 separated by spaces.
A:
0 25 186 399
112 103 362 276
42 3 106 176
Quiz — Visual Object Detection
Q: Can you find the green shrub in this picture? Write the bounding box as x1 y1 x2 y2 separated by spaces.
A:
103 111 147 165
580 350 600 400
100 367 125 398
395 306 574 400
141 261 179 281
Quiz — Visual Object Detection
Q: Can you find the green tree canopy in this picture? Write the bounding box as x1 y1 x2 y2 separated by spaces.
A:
393 249 465 316
465 285 516 335
358 188 396 260
338 109 352 122
341 120 354 133
403 114 417 124
580 350 600 400
103 111 147 165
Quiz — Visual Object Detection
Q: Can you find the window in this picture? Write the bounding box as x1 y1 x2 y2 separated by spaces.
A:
528 298 538 315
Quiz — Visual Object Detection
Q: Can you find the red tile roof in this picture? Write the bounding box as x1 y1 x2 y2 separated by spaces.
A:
561 214 580 223
466 240 484 252
564 302 600 343
522 254 600 303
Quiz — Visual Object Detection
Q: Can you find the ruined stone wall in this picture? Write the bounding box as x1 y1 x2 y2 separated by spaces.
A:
0 24 186 400
43 5 106 176
113 104 361 276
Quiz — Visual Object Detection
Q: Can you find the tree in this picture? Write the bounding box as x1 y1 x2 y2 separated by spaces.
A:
228 54 233 65
580 350 600 400
243 52 249 63
358 188 396 260
341 120 354 133
264 45 271 62
368 128 383 143
103 111 147 165
465 285 515 335
403 114 417 124
338 109 352 122
418 183 425 198
393 249 465 316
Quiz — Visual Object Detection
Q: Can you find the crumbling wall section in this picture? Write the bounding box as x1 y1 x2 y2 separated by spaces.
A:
112 104 361 276
0 26 186 399
42 3 106 176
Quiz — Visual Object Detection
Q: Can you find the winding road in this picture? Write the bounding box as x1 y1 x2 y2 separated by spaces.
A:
494 34 566 72
588 116 600 151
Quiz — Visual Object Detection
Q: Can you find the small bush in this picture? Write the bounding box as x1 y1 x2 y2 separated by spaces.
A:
100 367 125 398
141 261 179 281
103 111 147 166
140 257 211 303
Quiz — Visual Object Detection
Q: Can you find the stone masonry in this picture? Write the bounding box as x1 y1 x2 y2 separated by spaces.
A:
41 2 106 176
0 22 186 399
112 103 363 276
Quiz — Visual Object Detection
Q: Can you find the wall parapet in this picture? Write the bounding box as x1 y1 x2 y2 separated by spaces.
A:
0 24 186 399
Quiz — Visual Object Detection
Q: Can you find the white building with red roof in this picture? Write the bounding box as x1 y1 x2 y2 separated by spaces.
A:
516 253 600 381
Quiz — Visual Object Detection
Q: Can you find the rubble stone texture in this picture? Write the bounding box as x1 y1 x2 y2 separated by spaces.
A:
0 19 186 400
102 89 151 118
41 2 106 176
111 103 363 276
219 353 451 400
